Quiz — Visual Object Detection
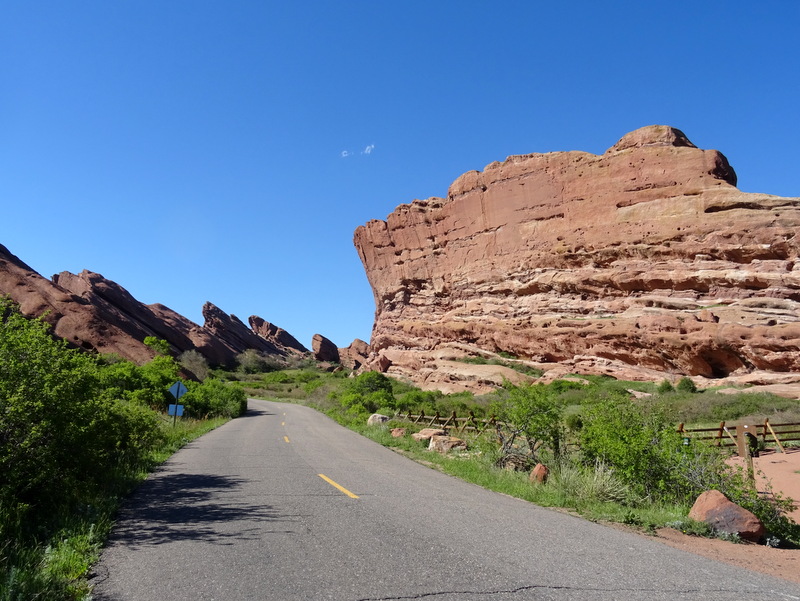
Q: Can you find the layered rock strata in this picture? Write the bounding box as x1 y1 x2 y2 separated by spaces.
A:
0 245 306 367
353 126 800 393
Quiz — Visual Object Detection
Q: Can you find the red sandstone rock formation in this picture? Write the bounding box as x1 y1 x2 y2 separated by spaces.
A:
249 315 308 354
54 270 239 366
353 126 800 393
201 302 283 359
0 245 154 362
311 333 340 362
0 243 307 367
338 338 370 370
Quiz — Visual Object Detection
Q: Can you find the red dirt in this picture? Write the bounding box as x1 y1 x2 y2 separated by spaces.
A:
654 448 800 584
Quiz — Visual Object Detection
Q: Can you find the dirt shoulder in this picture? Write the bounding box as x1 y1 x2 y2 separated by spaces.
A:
654 447 800 584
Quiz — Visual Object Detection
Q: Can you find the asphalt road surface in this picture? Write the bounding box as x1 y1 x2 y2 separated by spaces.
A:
90 400 800 600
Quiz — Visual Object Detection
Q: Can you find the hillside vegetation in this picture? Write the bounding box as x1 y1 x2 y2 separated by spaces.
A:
0 298 246 601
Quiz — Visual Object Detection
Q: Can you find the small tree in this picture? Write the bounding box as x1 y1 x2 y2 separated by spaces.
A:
490 383 563 463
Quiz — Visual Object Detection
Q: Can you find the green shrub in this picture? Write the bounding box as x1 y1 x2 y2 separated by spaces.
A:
0 299 163 534
579 393 687 502
183 379 247 418
236 349 281 374
676 377 698 393
656 379 675 394
179 349 210 381
490 383 563 462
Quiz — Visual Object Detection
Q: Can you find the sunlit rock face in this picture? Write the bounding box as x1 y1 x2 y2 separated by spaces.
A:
0 245 305 367
354 126 800 393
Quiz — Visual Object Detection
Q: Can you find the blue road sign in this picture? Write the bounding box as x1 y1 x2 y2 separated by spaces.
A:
168 404 185 417
169 381 188 399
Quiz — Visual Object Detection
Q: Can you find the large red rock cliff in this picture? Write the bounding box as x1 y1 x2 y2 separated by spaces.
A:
353 126 800 393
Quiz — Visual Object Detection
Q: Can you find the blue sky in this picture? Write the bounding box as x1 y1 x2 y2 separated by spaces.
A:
1 2 798 349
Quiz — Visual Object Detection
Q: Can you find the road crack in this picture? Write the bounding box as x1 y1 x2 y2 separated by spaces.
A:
353 583 800 601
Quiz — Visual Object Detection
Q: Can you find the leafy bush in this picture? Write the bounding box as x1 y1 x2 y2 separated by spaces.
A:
490 383 563 462
182 379 247 418
236 349 282 374
676 376 698 393
656 379 675 393
0 299 164 534
179 349 210 381
578 393 687 502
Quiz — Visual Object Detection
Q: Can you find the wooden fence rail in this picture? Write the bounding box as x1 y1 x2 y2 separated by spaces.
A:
396 410 505 436
396 411 800 453
678 420 800 452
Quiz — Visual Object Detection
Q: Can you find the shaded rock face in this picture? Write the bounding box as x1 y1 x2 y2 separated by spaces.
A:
249 315 308 353
0 244 307 367
354 126 800 392
201 302 283 360
338 338 370 370
312 333 340 362
53 270 238 366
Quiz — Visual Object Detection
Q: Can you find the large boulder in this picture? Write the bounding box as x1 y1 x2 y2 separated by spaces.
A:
428 435 467 453
529 463 550 484
339 338 370 370
312 333 340 362
411 428 446 442
354 125 800 394
688 490 766 542
367 413 390 426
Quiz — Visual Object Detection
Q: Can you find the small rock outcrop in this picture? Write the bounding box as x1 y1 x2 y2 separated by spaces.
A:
529 464 550 484
312 333 340 362
688 490 765 542
354 125 800 393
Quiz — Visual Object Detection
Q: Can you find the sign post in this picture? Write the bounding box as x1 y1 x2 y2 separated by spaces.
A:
168 381 188 427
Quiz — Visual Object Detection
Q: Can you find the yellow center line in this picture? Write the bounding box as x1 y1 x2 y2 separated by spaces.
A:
284 436 290 443
318 474 359 499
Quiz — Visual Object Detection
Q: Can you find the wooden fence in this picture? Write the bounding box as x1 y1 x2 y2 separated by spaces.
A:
396 410 800 453
396 410 504 436
677 420 800 453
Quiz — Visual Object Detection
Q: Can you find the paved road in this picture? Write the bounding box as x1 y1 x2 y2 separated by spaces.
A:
91 400 800 600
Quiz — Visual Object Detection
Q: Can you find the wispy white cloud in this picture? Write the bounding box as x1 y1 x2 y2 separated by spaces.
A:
341 144 375 158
